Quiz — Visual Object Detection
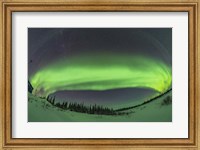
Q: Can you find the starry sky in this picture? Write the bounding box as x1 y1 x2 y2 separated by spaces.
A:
28 28 172 108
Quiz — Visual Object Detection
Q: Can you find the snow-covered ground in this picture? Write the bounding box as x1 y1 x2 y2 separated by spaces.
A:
28 91 172 122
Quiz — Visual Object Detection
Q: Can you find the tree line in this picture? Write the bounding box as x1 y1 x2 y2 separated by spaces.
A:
46 95 123 115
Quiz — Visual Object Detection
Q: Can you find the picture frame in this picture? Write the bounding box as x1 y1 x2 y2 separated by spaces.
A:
0 0 199 149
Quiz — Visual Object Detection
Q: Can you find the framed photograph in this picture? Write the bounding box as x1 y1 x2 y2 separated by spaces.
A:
0 0 199 149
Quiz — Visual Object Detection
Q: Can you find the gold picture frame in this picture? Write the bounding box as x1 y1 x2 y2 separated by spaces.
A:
0 0 199 149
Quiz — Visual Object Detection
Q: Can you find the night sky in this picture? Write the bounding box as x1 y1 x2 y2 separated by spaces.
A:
28 28 172 108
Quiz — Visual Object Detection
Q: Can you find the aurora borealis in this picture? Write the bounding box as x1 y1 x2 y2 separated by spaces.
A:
28 28 172 107
30 54 171 96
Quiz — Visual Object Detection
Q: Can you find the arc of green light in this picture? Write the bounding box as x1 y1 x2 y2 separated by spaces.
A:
30 53 172 96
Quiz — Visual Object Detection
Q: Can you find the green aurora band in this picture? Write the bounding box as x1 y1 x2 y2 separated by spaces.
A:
30 53 172 96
